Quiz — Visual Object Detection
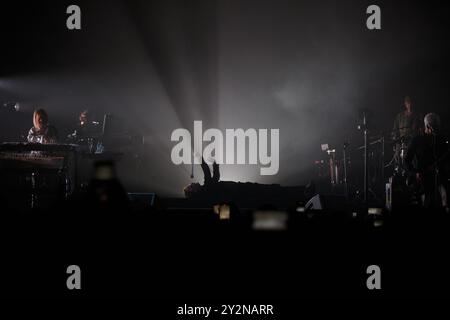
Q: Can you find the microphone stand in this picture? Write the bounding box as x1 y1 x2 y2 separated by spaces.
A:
343 142 349 200
381 133 385 193
363 112 369 203
357 111 369 205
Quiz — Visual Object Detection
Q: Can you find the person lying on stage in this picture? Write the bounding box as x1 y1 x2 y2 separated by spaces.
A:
27 108 58 144
183 157 308 207
183 157 219 197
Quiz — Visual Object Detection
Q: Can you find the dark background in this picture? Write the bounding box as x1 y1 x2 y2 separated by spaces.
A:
1 0 449 196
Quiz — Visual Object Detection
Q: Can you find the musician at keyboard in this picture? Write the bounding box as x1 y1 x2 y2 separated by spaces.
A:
27 109 58 144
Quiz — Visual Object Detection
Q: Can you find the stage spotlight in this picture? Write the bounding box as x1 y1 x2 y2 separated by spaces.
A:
2 102 20 112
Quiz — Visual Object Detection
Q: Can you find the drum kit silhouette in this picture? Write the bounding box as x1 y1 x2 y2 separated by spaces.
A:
317 124 413 207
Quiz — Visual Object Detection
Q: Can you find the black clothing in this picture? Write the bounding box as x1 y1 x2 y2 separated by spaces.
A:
405 134 450 208
193 158 305 207
405 134 449 175
200 158 220 186
74 122 99 138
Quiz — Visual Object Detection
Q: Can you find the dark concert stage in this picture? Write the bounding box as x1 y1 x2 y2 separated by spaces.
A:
2 197 450 300
1 0 450 305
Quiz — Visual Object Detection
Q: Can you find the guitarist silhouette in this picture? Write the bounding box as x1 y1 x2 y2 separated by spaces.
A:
405 113 450 210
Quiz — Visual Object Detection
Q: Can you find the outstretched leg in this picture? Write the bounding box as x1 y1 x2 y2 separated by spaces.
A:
200 157 212 186
212 161 220 183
